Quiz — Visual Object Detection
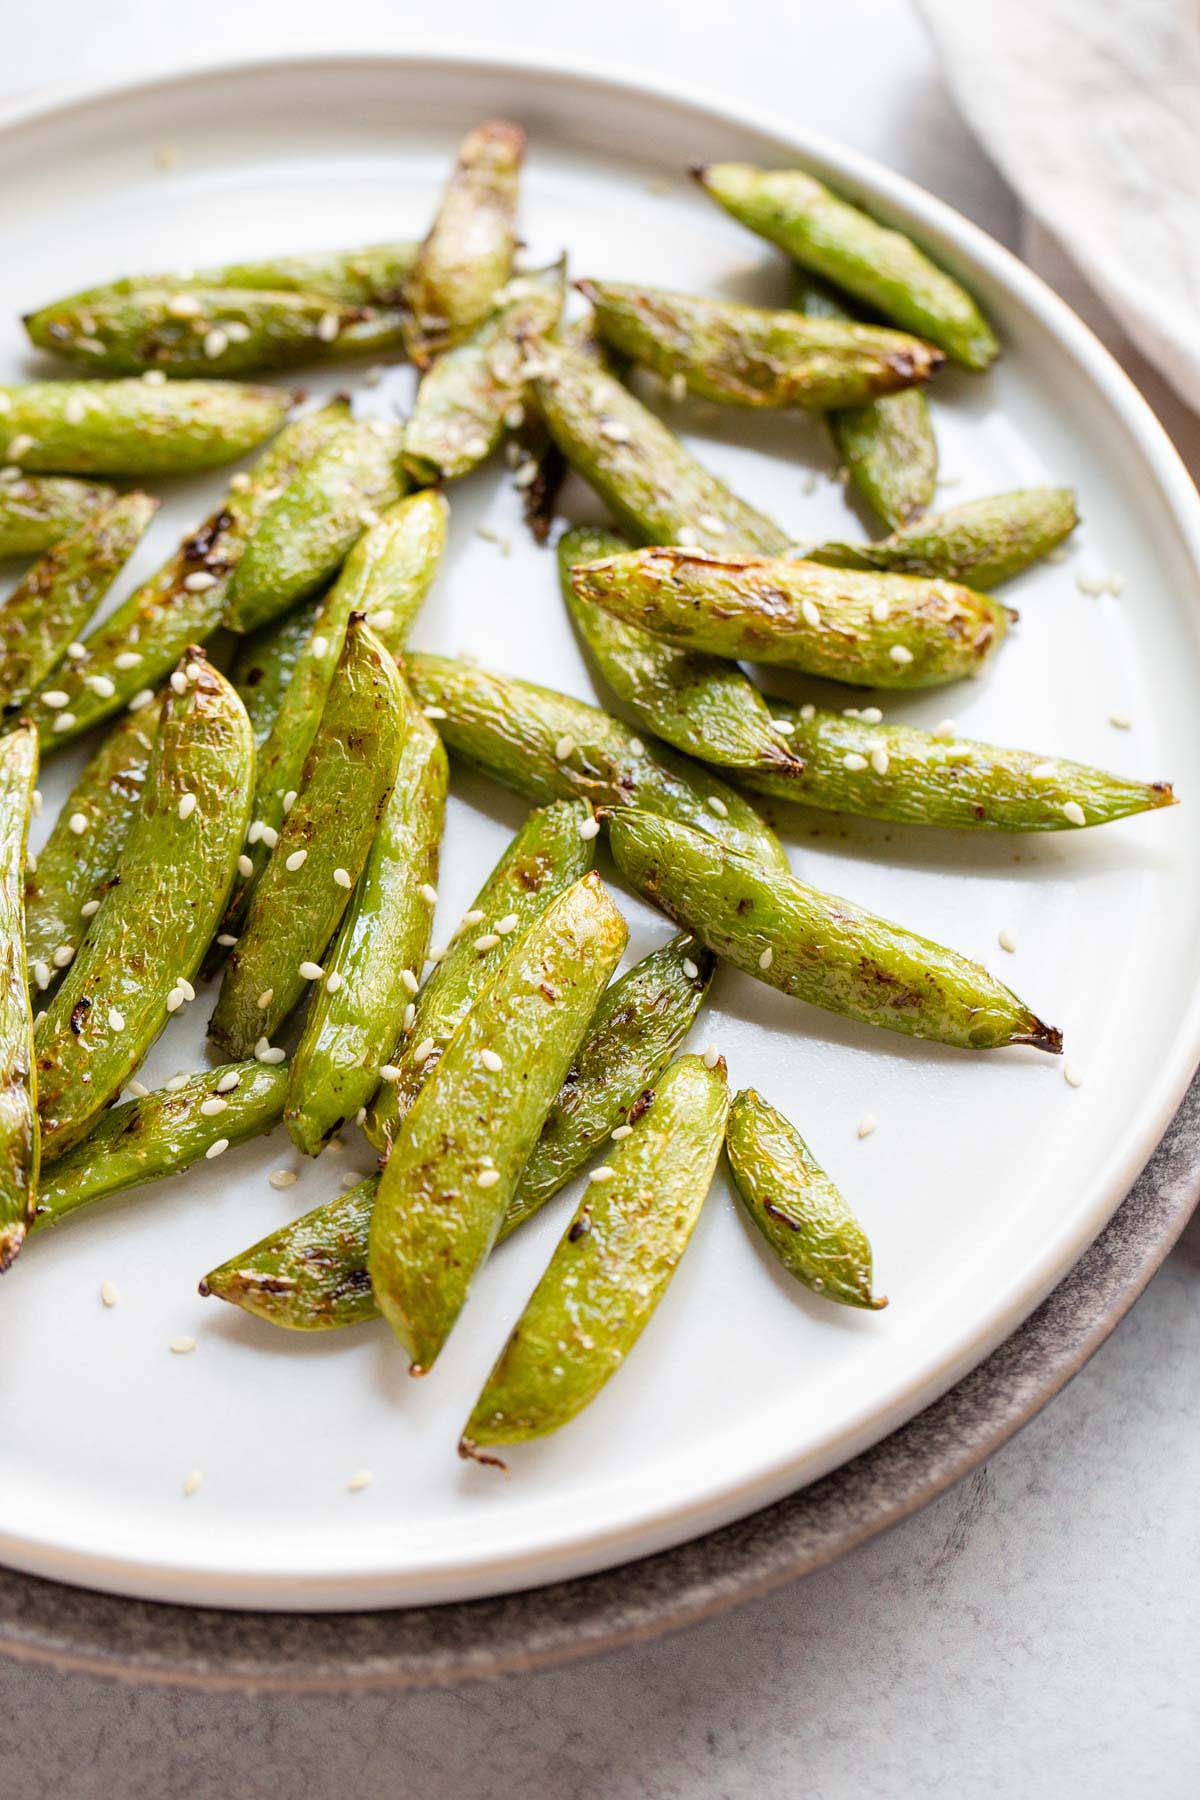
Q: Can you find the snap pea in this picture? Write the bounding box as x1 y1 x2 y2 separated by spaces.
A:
512 312 612 543
232 597 324 751
27 241 419 315
30 1062 287 1235
201 1175 382 1332
403 119 525 366
0 379 293 476
695 162 999 371
210 620 404 1057
0 475 118 560
461 1052 728 1459
0 723 39 1271
35 652 254 1161
573 547 1009 690
285 688 448 1155
811 488 1079 588
532 340 791 553
369 871 628 1372
0 492 158 711
606 807 1060 1051
726 1089 884 1309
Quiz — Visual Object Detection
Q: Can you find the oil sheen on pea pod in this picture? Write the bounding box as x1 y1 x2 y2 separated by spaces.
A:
403 118 526 366
0 379 294 477
725 1088 885 1309
35 652 254 1162
369 872 628 1373
461 1052 729 1459
232 596 324 751
606 807 1061 1052
0 475 118 560
285 691 448 1155
0 722 40 1271
200 1175 382 1332
512 311 614 543
810 488 1080 588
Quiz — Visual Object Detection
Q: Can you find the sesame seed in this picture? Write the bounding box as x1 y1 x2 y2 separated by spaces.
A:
170 671 188 695
477 1167 501 1188
589 1165 616 1182
600 420 631 443
279 791 295 817
52 944 74 969
996 927 1018 954
186 666 202 686
316 310 341 342
800 598 821 628
325 971 344 993
333 866 352 889
367 608 393 631
167 293 202 318
177 792 197 821
107 1008 125 1032
216 932 237 947
41 690 69 709
423 705 447 720
68 811 88 835
142 368 168 385
165 989 184 1013
164 1073 190 1092
1062 801 1087 827
64 394 87 425
237 854 253 878
310 635 329 659
128 689 154 713
1064 1064 1084 1088
225 321 251 343
512 459 538 489
682 958 699 979
474 933 501 952
860 707 884 725
702 1042 719 1069
203 328 229 359
871 599 891 624
100 1280 119 1308
630 738 645 755
182 1469 203 1497
857 1113 878 1139
400 968 419 995
426 945 446 963
611 1124 633 1140
199 1097 227 1117
758 947 774 970
85 672 117 700
1109 713 1132 730
298 961 324 981
403 1003 416 1030
932 719 957 741
480 1049 503 1072
7 433 35 459
697 513 725 535
870 748 890 776
183 570 217 592
496 913 519 935
1030 762 1056 780
215 1071 240 1093
889 644 914 665
348 1469 373 1492
355 1107 367 1125
707 796 729 818
205 1138 230 1160
378 1064 402 1082
30 789 42 815
269 1169 298 1189
358 508 380 529
285 848 308 872
254 1040 285 1064
555 736 575 761
843 752 868 772
170 1336 196 1354
420 883 438 905
256 989 274 1010
176 977 195 1001
413 1037 437 1063
31 960 50 991
461 910 485 928
126 1079 149 1097
259 825 278 850
799 703 815 721
668 372 688 401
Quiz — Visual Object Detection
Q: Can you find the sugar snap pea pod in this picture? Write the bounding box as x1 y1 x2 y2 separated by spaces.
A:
30 1062 287 1236
224 418 406 633
607 808 1060 1051
405 652 788 871
461 1051 728 1459
810 488 1079 588
0 492 158 711
285 691 447 1155
512 312 612 543
0 474 118 560
232 597 324 750
532 340 791 554
35 652 254 1161
695 163 999 371
0 380 293 477
369 871 628 1372
210 620 404 1057
201 1175 382 1331
561 524 803 780
403 119 526 367
573 548 1009 691
0 723 39 1270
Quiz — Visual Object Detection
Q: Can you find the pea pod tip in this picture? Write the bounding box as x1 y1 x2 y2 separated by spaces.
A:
458 1436 509 1474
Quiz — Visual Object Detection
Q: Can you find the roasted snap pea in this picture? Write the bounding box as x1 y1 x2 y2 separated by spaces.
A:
461 1051 729 1459
201 1175 382 1332
573 547 1009 690
285 688 448 1155
403 119 526 366
369 871 628 1372
0 723 39 1270
606 807 1060 1051
35 653 254 1161
811 488 1079 588
232 596 324 750
0 379 293 476
210 620 404 1057
726 1088 884 1309
513 311 614 542
0 492 158 711
0 474 118 560
696 163 999 371
31 1062 287 1235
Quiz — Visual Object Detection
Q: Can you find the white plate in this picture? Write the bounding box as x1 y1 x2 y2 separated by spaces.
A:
0 53 1198 1612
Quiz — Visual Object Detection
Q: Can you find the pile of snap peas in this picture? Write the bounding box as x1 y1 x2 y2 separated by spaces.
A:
0 119 1178 1467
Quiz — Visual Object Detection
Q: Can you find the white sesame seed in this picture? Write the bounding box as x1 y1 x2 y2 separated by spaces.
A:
205 1138 230 1160
403 1002 416 1030
870 748 890 776
423 704 447 720
285 848 308 872
165 989 184 1013
256 989 274 1010
1064 1064 1084 1089
702 1042 720 1069
170 1335 197 1354
413 1037 437 1063
68 811 89 835
128 689 154 713
126 1079 149 1097
348 1469 373 1492
799 703 815 721
237 854 254 878
64 394 87 425
216 932 238 947
259 825 278 850
333 866 352 889
1030 762 1056 781
871 599 891 624
611 1123 633 1140
355 1107 367 1124
589 1165 616 1182
391 968 417 999
682 959 700 980
420 883 438 905
461 910 485 929
177 791 197 821
310 635 330 659
282 790 297 814
772 716 795 734
215 1071 240 1093
52 944 74 969
254 1040 285 1064
842 752 869 772
183 570 217 592
426 945 446 963
164 1073 189 1092
7 433 35 459
199 1097 227 1117
889 644 914 665
269 1169 298 1189
706 796 729 818
1109 713 1132 730
100 1280 119 1308
860 707 884 725
759 947 774 970
668 372 688 401
176 977 195 1001
30 789 42 815
697 513 725 535
167 293 202 318
26 850 36 874
169 671 188 695
378 1064 402 1083
224 321 251 343
31 960 50 991
555 735 575 762
857 1113 878 1139
495 913 519 935
182 1468 203 1497
85 673 116 698
202 327 229 360
142 368 168 385
358 508 380 529
298 961 324 981
477 1167 501 1188
41 690 69 709
677 526 699 547
316 310 341 343
1062 801 1087 827
512 459 538 489
325 971 344 993
800 598 821 628
107 1008 125 1032
367 608 394 631
474 933 501 953
480 1049 503 1072
600 420 631 444
630 738 645 755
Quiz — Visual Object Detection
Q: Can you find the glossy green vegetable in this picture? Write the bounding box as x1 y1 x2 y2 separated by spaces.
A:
200 1175 382 1332
726 1088 884 1308
696 162 1000 370
403 119 525 366
513 312 612 542
461 1052 728 1458
606 807 1061 1051
35 652 254 1161
369 871 628 1372
210 620 404 1057
0 723 39 1271
0 475 118 559
30 242 419 313
285 687 447 1155
573 547 1009 690
0 379 293 476
231 597 324 750
811 488 1079 587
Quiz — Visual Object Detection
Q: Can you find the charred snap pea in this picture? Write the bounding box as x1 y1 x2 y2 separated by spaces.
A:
0 474 118 560
0 723 39 1271
0 379 293 476
726 1088 884 1309
513 311 613 542
606 807 1061 1051
232 597 324 750
811 489 1079 588
369 871 628 1372
210 620 404 1057
461 1051 728 1459
35 652 254 1161
403 119 525 366
573 547 1009 690
201 1175 382 1332
696 163 999 371
28 241 419 317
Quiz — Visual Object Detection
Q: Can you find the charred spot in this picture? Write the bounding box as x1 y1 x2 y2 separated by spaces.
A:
628 1086 654 1124
736 896 753 916
763 1200 802 1232
243 666 264 689
539 982 558 1004
69 996 92 1036
337 1267 374 1294
568 1206 592 1242
247 1274 297 1295
182 510 233 566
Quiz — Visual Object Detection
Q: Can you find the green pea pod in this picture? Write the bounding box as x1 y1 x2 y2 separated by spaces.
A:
210 619 405 1057
696 163 999 371
403 119 525 366
513 311 613 542
560 524 802 780
725 1088 884 1309
363 799 595 1156
403 263 566 482
30 1062 288 1236
201 1175 381 1332
224 417 406 633
532 340 790 554
285 690 448 1155
461 1051 729 1458
573 547 1009 690
606 807 1060 1052
369 871 628 1372
0 723 39 1271
404 652 789 871
0 379 293 477
0 492 158 711
811 488 1080 588
35 652 254 1161
0 475 118 560
232 597 324 750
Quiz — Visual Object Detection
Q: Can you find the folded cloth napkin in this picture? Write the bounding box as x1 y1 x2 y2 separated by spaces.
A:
918 0 1200 415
